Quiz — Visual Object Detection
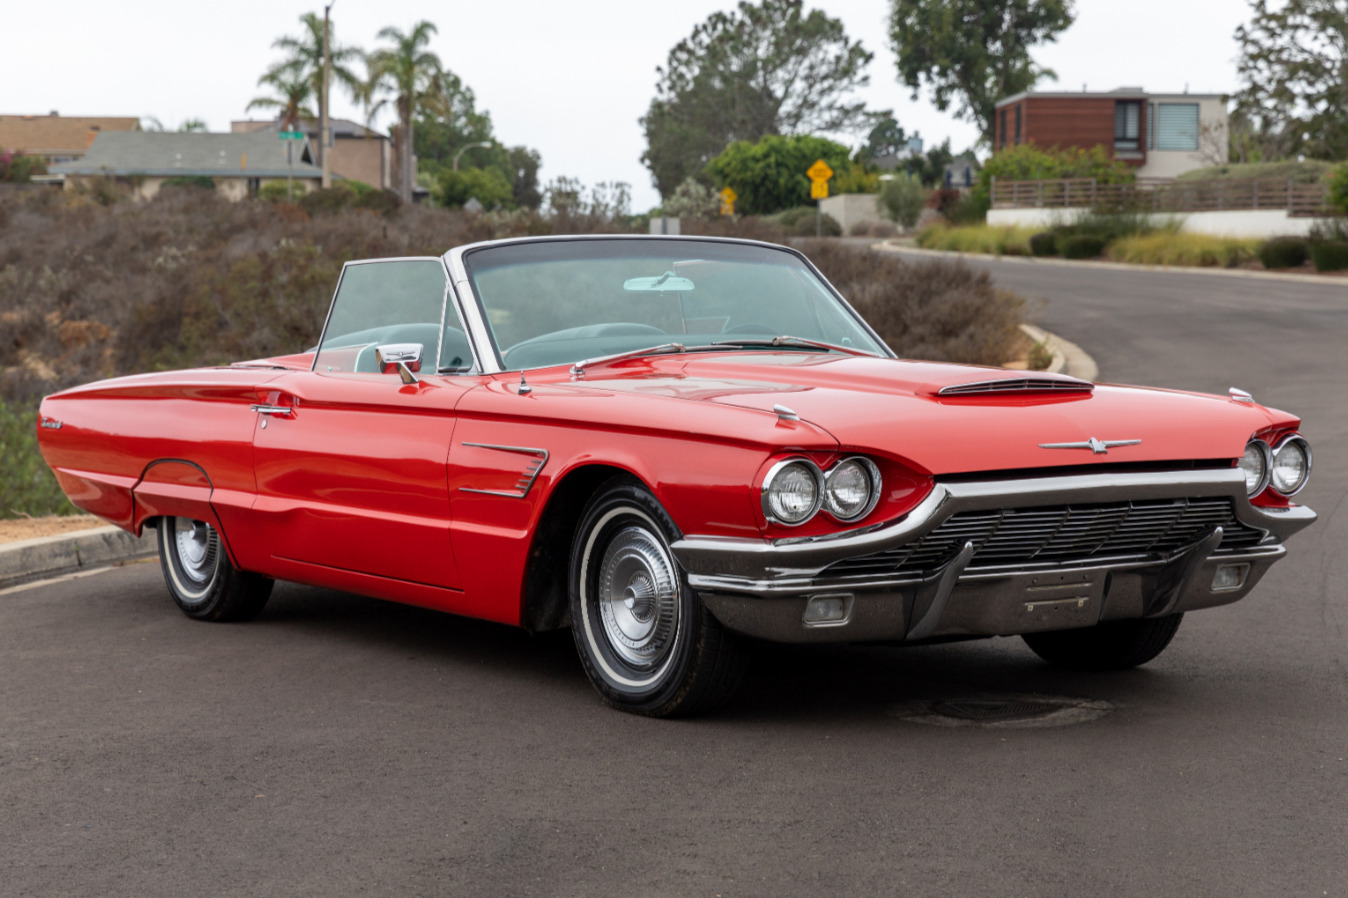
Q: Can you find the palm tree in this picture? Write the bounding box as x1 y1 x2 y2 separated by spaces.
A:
352 54 390 136
369 21 443 203
246 71 316 131
262 12 362 167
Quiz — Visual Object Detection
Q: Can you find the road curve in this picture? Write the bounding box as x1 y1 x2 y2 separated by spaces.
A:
2 258 1345 897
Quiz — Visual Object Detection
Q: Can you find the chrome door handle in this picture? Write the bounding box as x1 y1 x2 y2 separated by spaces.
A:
250 404 292 416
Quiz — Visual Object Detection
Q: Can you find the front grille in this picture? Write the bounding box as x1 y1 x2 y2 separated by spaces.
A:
822 497 1269 579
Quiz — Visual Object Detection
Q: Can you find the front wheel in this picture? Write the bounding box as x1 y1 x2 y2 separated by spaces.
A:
1021 614 1184 670
157 517 273 622
569 477 746 717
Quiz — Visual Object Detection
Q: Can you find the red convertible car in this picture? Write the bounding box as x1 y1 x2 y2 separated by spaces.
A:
37 236 1315 716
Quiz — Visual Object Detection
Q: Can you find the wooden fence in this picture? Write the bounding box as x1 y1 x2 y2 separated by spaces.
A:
991 177 1334 217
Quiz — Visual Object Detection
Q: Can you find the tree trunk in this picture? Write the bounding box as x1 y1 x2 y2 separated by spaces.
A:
401 116 414 204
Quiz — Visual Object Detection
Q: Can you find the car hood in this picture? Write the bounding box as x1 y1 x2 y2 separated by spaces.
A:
570 352 1290 475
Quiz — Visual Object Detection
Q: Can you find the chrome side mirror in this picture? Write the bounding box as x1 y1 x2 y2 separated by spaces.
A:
374 343 423 385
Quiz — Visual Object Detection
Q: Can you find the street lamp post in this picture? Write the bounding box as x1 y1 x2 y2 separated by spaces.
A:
320 2 334 189
453 141 492 171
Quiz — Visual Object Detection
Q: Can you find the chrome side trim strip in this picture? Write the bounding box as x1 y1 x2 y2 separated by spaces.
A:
670 468 1317 583
458 443 549 498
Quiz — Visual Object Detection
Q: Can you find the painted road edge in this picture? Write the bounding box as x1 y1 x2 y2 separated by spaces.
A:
0 526 154 590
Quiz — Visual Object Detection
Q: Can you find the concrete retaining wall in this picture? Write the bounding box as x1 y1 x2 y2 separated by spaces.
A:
820 194 888 234
988 207 1337 238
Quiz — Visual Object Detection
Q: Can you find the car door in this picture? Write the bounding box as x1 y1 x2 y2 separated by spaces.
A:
248 258 478 591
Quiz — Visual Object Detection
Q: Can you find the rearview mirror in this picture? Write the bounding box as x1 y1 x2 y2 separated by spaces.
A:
624 272 695 293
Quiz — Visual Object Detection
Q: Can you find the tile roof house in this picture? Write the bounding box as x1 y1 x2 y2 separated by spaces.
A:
232 118 393 191
49 131 322 201
0 112 141 164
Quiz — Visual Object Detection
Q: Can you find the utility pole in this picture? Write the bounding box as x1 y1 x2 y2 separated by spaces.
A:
320 2 334 189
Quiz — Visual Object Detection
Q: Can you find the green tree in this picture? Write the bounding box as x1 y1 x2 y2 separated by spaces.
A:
434 166 513 209
968 142 1133 220
888 0 1075 146
261 12 363 168
641 0 878 198
1235 0 1348 160
877 172 928 229
707 134 852 215
860 116 909 163
413 71 545 209
369 21 444 203
0 149 47 183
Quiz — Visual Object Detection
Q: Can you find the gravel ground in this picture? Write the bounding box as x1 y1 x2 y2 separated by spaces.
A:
0 515 103 544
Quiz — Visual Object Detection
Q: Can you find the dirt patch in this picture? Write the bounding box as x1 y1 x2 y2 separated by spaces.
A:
0 515 105 545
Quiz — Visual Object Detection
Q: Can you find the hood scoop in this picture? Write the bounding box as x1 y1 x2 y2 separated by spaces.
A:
937 375 1094 397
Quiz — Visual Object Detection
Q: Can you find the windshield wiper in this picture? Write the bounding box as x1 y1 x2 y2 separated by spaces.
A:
710 336 878 357
570 342 686 376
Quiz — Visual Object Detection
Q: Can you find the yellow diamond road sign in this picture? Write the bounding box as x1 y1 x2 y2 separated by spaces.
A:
806 159 834 182
720 186 737 215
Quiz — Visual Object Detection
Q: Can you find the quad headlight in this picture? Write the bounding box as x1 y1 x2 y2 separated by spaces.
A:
823 457 882 522
762 459 823 525
1237 439 1271 496
762 457 882 526
1269 435 1311 496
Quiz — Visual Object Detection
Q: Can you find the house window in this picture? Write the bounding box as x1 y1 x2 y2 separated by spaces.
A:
1155 103 1200 151
1014 106 1022 145
1114 101 1141 151
1000 108 1008 149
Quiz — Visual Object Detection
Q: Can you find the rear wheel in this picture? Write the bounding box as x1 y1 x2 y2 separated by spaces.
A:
157 517 273 622
1022 614 1184 670
569 477 746 717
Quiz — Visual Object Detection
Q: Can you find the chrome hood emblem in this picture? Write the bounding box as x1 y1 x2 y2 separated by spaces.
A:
1039 437 1141 455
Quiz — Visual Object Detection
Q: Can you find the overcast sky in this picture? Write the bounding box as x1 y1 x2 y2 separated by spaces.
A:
5 0 1252 209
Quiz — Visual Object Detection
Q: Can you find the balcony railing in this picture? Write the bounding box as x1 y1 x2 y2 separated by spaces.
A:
990 177 1334 217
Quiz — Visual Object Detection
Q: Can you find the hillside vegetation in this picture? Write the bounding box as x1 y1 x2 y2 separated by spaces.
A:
0 185 1024 517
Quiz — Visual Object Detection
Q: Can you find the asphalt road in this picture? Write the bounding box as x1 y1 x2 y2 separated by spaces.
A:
3 259 1346 897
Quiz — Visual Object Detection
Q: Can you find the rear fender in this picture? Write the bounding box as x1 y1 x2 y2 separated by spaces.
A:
132 460 242 569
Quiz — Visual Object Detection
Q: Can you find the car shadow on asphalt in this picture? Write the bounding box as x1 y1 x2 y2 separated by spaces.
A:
249 581 1182 724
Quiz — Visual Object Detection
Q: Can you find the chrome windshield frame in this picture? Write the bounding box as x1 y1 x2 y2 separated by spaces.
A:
441 234 898 376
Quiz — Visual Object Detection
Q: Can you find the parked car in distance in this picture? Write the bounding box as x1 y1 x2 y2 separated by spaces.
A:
37 236 1316 716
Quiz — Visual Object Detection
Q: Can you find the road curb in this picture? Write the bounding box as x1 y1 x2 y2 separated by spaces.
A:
1019 324 1098 382
873 240 1348 287
0 526 155 590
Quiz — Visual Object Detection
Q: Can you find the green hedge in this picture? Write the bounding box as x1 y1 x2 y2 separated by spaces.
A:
0 400 75 519
1310 240 1348 272
1258 237 1308 270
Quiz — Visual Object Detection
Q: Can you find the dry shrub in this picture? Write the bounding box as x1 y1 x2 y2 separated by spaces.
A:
0 187 1025 405
0 185 643 409
794 239 1024 366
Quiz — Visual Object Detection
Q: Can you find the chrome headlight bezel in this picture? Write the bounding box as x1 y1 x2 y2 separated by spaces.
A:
761 458 824 526
1238 438 1272 497
1269 434 1312 497
822 456 883 522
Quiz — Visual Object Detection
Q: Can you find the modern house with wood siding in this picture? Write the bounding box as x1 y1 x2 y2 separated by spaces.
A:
993 88 1227 179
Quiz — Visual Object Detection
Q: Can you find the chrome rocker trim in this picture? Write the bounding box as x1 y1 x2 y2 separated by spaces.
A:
669 468 1316 645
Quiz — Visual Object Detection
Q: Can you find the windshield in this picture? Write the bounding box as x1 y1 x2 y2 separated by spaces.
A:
459 239 887 371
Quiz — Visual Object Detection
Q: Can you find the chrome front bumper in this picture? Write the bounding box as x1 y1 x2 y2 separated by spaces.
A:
670 469 1316 644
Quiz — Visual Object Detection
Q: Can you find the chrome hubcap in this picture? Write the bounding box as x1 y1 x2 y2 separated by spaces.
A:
598 525 679 667
172 517 217 585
